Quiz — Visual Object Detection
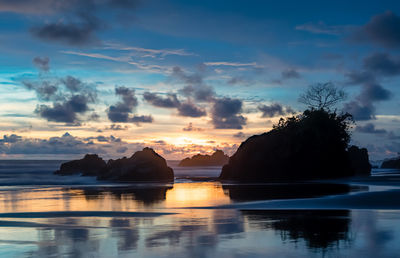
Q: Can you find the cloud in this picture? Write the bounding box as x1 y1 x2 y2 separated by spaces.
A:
33 56 50 71
177 102 206 117
107 86 152 124
233 132 245 138
295 21 344 35
182 123 203 132
258 103 295 118
0 134 22 143
0 132 147 158
343 101 375 121
355 123 387 134
30 14 101 46
345 70 376 85
23 62 98 124
0 0 142 46
143 92 180 108
180 85 215 102
102 42 194 58
172 66 203 85
130 115 153 124
363 53 400 76
354 11 400 48
358 83 391 103
106 124 130 131
281 68 301 79
203 61 259 68
211 97 246 129
35 94 94 123
344 83 390 121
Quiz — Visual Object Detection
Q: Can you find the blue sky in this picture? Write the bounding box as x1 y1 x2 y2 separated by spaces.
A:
0 0 399 160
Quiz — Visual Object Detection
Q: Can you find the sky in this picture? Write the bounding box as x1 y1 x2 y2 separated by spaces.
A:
0 0 399 160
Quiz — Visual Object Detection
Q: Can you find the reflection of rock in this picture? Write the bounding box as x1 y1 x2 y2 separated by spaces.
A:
220 110 369 182
242 210 351 249
381 156 400 169
98 148 174 182
347 145 371 176
223 183 352 201
54 154 106 176
80 186 172 205
178 150 229 167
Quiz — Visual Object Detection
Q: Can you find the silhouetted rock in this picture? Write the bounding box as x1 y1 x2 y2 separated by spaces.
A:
178 150 229 166
347 145 371 176
98 148 174 182
54 154 106 176
220 109 364 182
381 156 400 169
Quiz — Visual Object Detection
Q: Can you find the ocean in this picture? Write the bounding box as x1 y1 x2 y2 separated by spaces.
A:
0 160 399 257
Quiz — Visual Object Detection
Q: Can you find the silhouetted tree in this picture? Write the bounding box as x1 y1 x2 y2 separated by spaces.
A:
299 82 346 110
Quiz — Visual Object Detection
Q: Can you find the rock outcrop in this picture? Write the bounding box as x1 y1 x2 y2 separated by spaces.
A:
54 154 106 176
219 109 369 182
54 148 174 182
347 145 371 176
178 150 229 166
97 147 174 182
381 157 400 169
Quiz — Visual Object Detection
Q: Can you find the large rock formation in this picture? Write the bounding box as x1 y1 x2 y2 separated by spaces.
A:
55 148 174 182
220 109 371 182
347 145 371 176
54 154 106 176
178 150 229 166
381 157 400 169
97 147 174 182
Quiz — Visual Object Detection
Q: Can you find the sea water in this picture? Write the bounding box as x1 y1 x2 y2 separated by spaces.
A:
0 160 399 257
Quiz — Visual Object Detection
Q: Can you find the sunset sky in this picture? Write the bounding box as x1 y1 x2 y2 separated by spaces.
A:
0 0 399 160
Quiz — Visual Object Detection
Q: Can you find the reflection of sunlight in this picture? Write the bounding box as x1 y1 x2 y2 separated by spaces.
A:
165 182 231 207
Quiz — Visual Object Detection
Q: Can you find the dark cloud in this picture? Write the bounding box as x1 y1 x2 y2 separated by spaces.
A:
61 76 84 92
172 66 203 85
0 0 141 46
211 97 246 129
345 70 376 85
180 85 215 102
363 53 400 76
0 132 145 158
116 146 128 153
258 103 295 118
281 68 301 79
23 62 99 124
144 91 206 117
143 92 180 108
130 115 153 124
33 56 50 71
177 102 206 117
106 124 130 131
233 132 245 138
0 134 22 143
30 15 100 46
355 123 387 134
343 101 375 121
358 83 391 103
35 94 94 123
107 86 138 122
107 87 152 125
182 123 203 132
354 11 400 48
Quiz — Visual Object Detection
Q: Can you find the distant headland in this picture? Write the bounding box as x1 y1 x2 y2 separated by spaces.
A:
178 150 229 167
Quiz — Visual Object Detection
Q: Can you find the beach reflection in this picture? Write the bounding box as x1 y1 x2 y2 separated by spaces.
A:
0 182 399 257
